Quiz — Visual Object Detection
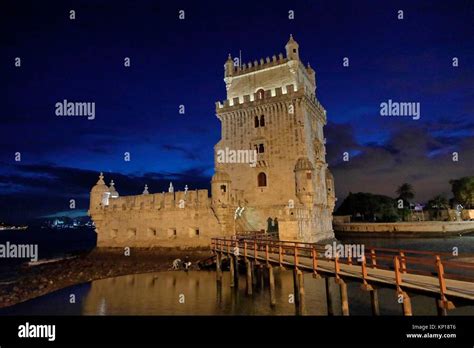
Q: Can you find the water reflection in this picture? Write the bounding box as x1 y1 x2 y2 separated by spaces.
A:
2 270 474 315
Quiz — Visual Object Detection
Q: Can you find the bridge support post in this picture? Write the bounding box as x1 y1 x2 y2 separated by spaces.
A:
259 265 265 290
337 279 350 316
436 298 454 316
252 262 258 287
268 264 276 306
246 259 252 296
216 279 222 304
370 289 380 316
436 299 447 316
325 277 334 316
394 256 412 316
292 269 300 306
230 255 235 288
361 256 379 316
216 253 223 283
234 255 240 286
434 256 455 316
400 291 412 316
297 270 305 315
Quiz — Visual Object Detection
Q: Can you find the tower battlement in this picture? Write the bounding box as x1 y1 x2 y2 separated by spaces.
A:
229 53 315 82
215 85 326 122
101 189 211 213
231 53 288 77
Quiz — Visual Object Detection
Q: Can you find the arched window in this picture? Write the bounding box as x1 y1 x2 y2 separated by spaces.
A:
258 172 267 187
258 144 265 153
254 115 259 128
260 115 265 127
220 184 226 193
257 89 265 100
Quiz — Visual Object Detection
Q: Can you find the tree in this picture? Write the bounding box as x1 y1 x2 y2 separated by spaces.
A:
335 192 399 222
396 183 415 202
427 194 448 220
450 176 474 209
396 183 415 221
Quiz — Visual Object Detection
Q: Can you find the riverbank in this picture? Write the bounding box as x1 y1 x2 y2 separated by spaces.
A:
0 247 212 309
334 221 474 238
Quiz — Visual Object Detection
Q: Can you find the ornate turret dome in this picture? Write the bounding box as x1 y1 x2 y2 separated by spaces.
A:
294 157 314 171
91 172 109 194
212 170 231 182
109 180 119 198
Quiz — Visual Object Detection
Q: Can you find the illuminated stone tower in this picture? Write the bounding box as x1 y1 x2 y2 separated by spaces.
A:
215 35 335 242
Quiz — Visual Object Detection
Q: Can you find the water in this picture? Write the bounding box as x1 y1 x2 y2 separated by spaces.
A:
337 234 474 255
1 234 473 315
1 270 474 316
0 227 96 279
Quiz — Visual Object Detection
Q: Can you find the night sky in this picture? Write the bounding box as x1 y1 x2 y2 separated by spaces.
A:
1 0 473 223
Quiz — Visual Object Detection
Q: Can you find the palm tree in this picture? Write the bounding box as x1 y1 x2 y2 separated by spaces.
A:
427 194 448 220
450 177 474 209
396 183 415 202
396 183 415 221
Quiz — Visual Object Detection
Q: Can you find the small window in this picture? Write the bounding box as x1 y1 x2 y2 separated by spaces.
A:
188 227 200 238
167 228 177 238
306 172 312 179
293 48 297 53
111 229 118 238
258 144 265 153
260 115 265 127
257 89 265 100
254 116 259 128
220 184 226 193
127 228 137 238
258 172 267 187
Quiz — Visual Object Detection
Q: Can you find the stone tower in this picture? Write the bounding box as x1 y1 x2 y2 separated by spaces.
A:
214 35 335 242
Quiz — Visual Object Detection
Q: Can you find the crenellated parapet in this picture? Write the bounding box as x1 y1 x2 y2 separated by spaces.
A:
231 53 289 77
215 85 326 122
101 189 211 213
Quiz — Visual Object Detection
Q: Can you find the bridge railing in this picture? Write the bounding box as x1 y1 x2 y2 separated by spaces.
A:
211 237 474 286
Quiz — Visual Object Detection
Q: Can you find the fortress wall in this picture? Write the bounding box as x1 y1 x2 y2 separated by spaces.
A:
94 205 224 248
107 189 210 211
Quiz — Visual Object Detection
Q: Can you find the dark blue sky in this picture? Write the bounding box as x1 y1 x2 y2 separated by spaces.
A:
1 0 473 222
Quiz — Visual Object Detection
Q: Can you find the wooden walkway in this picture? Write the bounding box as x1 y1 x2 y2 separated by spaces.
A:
211 237 474 315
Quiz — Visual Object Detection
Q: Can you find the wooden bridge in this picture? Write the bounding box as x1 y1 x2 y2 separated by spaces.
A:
210 236 474 315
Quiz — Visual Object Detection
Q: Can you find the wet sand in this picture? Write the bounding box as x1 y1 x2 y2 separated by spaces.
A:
0 247 211 308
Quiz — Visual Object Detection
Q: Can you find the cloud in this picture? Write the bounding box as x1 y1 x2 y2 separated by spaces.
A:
327 121 473 206
0 163 212 223
161 144 200 161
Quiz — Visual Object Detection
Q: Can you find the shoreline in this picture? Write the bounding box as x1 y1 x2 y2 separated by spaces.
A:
334 221 474 238
0 247 212 309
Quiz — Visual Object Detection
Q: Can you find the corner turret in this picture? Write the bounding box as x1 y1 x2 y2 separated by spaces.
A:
89 172 110 211
211 170 231 206
224 54 234 78
285 34 299 61
294 157 314 207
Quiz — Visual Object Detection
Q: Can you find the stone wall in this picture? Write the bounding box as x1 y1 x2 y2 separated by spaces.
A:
334 221 474 236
